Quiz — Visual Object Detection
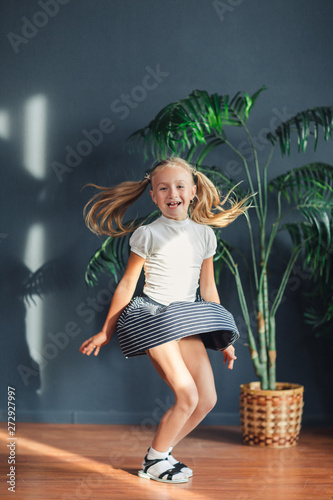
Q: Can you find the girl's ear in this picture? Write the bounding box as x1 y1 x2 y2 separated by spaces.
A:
150 189 156 204
191 184 197 199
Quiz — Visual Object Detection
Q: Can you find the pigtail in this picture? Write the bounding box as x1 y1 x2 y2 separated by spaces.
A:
190 170 251 228
84 178 150 237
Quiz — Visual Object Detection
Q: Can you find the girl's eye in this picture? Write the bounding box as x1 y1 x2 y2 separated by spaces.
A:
177 185 184 189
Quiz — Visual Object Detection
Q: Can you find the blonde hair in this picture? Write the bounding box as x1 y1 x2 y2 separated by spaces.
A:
84 157 251 237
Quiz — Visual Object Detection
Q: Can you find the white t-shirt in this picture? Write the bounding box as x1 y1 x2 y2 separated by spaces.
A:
129 215 217 305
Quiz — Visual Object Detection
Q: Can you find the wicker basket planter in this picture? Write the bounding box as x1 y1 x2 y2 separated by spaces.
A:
240 382 304 448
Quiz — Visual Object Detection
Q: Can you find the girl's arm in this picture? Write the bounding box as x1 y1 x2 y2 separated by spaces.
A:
199 256 220 304
79 252 145 356
199 256 237 370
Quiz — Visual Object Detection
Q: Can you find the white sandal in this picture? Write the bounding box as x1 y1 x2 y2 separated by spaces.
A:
169 453 193 478
138 455 188 483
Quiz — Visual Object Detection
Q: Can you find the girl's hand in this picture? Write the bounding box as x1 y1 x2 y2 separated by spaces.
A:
79 331 110 357
223 345 237 370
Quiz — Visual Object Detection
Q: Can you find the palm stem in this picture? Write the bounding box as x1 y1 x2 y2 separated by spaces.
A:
224 139 262 223
268 315 276 390
270 246 302 318
262 145 275 221
222 247 268 386
244 212 259 291
240 119 264 218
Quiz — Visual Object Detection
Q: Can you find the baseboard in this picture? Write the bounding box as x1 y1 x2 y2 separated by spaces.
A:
0 410 331 426
0 409 240 426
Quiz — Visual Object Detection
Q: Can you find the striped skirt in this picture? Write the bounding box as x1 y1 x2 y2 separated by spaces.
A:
116 294 239 358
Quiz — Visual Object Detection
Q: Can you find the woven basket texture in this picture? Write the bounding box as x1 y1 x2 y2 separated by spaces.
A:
240 382 304 448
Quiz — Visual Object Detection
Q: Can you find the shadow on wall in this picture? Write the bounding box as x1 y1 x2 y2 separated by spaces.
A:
0 257 41 405
0 138 42 407
0 135 81 414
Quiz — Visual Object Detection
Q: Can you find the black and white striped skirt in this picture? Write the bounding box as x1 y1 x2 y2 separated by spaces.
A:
116 294 239 358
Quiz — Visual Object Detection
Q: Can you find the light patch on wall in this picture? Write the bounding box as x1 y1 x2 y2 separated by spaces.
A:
24 223 45 374
23 94 48 395
23 94 47 179
0 109 10 139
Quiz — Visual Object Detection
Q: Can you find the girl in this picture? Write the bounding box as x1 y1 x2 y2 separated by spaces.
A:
79 157 249 484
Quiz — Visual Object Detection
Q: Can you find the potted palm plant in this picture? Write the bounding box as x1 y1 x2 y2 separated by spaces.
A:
86 87 333 447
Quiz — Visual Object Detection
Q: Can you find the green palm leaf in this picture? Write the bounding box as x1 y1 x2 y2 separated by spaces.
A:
267 106 333 155
282 220 332 278
198 164 248 199
85 210 159 286
270 163 333 278
127 87 267 162
303 235 333 339
269 163 333 203
305 303 333 336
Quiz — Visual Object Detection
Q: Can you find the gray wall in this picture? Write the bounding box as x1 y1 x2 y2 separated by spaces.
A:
1 0 332 426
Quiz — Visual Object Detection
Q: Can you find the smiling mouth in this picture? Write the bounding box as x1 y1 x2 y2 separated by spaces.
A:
167 202 181 207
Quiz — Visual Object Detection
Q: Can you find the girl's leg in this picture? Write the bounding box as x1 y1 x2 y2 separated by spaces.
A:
138 340 198 482
146 339 200 453
171 334 217 446
146 335 217 452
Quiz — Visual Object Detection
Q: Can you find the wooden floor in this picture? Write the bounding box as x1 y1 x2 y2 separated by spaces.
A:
1 423 332 500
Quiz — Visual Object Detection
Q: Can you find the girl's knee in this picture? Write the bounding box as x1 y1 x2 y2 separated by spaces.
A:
198 390 217 416
207 391 218 412
176 383 199 415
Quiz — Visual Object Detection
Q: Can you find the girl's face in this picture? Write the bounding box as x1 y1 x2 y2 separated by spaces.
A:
150 165 196 221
